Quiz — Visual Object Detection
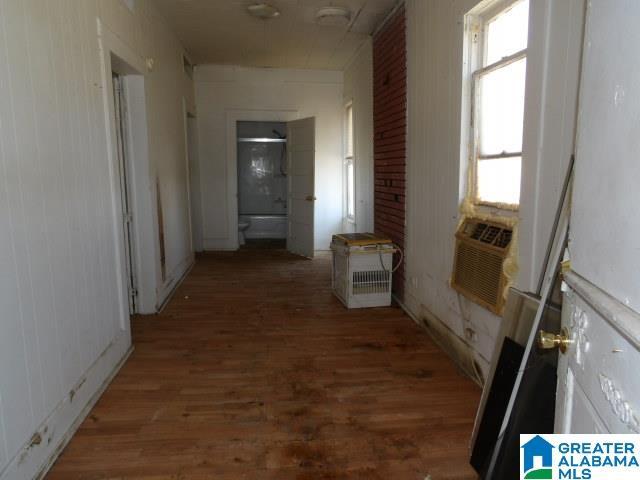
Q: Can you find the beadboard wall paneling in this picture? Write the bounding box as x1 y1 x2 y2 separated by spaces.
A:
0 0 193 477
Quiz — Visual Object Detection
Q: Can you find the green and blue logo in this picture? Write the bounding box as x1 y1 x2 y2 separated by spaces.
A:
520 434 640 480
521 435 554 479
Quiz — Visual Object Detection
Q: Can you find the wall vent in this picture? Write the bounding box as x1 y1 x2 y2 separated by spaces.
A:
452 218 513 314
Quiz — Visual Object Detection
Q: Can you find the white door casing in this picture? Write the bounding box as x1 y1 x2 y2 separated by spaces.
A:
287 117 316 258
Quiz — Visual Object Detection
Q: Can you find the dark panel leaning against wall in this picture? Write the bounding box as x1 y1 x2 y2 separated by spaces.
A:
373 5 407 299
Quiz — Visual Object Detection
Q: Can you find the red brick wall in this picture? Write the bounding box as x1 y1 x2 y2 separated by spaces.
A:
373 6 406 299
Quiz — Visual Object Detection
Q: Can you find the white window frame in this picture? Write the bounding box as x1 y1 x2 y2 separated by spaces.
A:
344 101 356 223
465 0 528 211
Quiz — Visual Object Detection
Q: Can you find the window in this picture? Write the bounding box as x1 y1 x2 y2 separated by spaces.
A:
345 103 355 221
468 0 529 207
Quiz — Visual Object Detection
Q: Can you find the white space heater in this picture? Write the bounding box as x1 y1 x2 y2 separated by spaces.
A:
331 233 396 309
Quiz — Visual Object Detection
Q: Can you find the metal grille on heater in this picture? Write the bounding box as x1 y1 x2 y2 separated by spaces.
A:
352 270 390 295
452 219 513 314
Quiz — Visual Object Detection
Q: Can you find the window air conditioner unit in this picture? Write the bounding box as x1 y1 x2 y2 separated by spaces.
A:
452 218 513 315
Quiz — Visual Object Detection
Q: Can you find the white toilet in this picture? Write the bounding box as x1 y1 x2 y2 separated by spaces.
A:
238 219 251 246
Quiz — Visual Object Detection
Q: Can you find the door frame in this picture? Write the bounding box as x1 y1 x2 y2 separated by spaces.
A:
185 110 203 252
112 73 138 313
225 109 300 250
98 19 159 316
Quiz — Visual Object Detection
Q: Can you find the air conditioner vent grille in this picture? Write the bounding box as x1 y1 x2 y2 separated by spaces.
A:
452 218 513 314
495 229 512 248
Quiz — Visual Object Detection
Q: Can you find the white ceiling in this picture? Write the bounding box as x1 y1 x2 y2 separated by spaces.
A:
154 0 398 70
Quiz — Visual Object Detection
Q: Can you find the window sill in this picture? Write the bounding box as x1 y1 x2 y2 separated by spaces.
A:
475 200 519 212
473 202 519 222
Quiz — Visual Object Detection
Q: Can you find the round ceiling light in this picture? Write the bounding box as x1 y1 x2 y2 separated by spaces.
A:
247 3 280 19
316 6 351 27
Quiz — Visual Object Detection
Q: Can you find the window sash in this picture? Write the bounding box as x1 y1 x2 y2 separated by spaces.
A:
345 157 355 220
345 104 353 158
475 156 521 207
470 48 526 208
477 151 522 160
471 49 526 138
482 0 529 66
473 48 526 80
345 102 355 221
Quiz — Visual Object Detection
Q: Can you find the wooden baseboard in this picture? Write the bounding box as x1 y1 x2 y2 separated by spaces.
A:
393 293 484 386
0 332 132 480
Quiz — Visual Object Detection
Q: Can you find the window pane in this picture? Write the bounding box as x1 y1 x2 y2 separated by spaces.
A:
346 105 353 158
485 0 529 65
477 156 521 205
347 162 355 218
478 57 526 155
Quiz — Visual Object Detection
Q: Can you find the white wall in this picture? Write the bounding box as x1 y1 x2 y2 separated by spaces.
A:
194 65 344 251
519 0 585 292
0 0 193 477
343 39 375 233
403 0 584 376
570 0 640 313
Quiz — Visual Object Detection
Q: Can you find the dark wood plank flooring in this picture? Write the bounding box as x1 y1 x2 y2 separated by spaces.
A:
46 250 480 479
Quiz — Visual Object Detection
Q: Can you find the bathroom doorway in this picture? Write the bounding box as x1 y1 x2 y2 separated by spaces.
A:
237 121 289 249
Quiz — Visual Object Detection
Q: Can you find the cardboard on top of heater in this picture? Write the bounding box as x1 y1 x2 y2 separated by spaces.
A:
332 233 393 247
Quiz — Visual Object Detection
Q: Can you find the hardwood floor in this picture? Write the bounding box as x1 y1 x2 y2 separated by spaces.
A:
46 250 481 480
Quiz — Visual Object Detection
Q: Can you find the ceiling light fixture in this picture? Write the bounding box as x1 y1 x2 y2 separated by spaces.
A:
315 6 351 27
247 3 280 19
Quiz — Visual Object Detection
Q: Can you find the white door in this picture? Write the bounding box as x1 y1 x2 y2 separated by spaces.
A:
112 74 137 313
287 117 315 258
554 0 640 434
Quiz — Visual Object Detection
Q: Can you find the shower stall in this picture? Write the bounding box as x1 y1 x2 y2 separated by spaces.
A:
237 121 288 243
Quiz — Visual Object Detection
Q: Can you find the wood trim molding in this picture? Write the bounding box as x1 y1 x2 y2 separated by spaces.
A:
564 270 640 350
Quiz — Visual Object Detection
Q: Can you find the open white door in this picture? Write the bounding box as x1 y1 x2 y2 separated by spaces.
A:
554 0 640 434
112 73 138 313
287 117 315 258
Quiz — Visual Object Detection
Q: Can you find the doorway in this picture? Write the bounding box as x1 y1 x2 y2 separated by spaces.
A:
186 112 203 252
112 73 138 313
234 118 316 257
236 121 289 250
226 111 316 256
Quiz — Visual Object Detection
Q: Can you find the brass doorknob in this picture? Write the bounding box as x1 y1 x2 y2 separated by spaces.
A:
305 195 316 201
537 327 572 354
